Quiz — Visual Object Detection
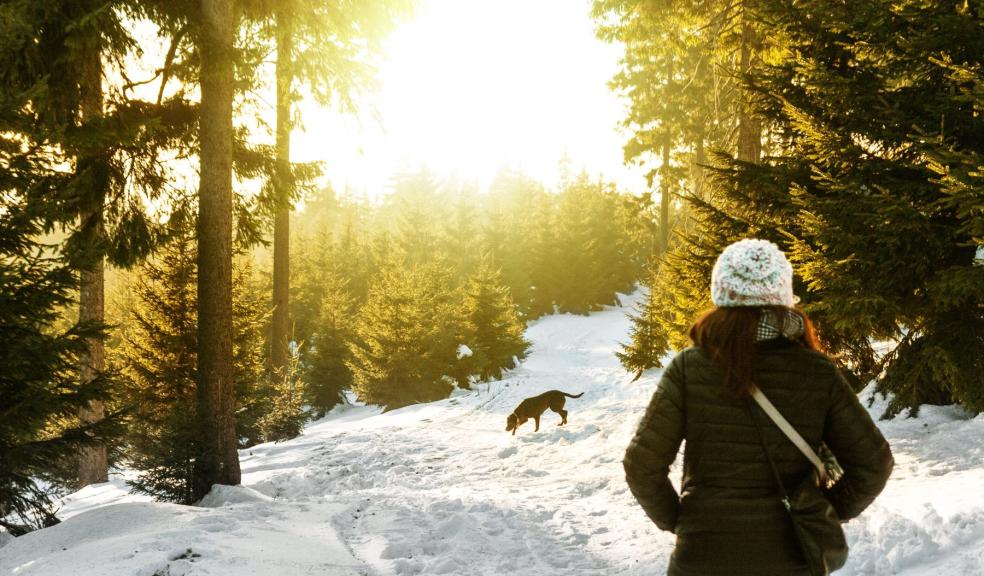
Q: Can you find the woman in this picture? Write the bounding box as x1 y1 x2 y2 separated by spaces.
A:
624 239 893 575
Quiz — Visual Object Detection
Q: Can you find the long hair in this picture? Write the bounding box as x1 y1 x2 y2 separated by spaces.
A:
688 305 822 397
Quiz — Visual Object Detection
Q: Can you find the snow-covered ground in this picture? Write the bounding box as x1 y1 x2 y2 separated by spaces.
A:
2 291 983 576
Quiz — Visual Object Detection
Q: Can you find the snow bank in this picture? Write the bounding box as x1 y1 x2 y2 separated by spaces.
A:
0 496 364 576
3 291 983 575
197 484 273 508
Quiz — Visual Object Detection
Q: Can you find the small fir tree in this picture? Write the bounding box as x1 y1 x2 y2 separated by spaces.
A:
554 174 612 314
259 352 307 443
305 275 357 417
460 261 531 383
348 263 460 410
617 262 673 377
115 233 199 504
117 233 270 503
232 256 273 447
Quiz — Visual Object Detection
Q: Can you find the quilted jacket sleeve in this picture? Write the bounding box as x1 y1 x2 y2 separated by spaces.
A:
623 352 686 533
823 368 894 521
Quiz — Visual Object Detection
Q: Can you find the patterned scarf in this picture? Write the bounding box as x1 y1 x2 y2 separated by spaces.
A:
755 308 805 342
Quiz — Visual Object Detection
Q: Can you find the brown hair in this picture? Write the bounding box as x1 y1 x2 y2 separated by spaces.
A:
688 305 822 397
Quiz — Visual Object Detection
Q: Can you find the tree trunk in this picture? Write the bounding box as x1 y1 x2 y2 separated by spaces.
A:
194 0 240 500
659 136 671 255
737 10 762 164
658 57 673 255
693 133 706 201
271 10 293 374
684 132 706 233
77 29 108 487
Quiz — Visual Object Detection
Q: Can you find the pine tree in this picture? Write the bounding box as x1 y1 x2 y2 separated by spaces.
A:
742 0 984 416
335 220 373 304
0 188 115 531
483 168 543 314
348 264 460 410
442 183 483 284
389 168 447 265
460 261 531 383
0 0 200 487
305 275 357 417
232 256 272 448
554 174 620 314
617 263 669 376
595 0 779 374
258 352 307 443
116 234 198 504
117 233 269 503
291 228 335 349
607 0 984 416
527 193 562 317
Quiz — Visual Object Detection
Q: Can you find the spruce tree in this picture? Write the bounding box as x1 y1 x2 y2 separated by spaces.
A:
527 193 563 318
389 168 447 265
291 229 335 349
116 234 198 504
258 352 307 443
742 0 984 415
232 256 272 448
555 174 631 313
460 261 531 383
0 0 200 487
443 183 484 284
305 275 357 417
348 263 460 410
607 0 984 416
482 168 549 315
117 233 269 503
617 263 671 376
0 189 115 531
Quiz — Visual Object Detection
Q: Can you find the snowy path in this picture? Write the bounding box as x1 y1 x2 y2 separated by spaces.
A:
3 291 984 576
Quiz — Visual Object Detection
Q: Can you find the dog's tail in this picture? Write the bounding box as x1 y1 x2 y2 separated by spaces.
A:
562 392 584 399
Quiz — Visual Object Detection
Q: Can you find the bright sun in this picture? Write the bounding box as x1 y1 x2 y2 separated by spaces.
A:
293 0 644 198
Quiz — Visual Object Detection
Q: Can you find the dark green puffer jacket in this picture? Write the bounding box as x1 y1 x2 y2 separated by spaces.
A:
624 340 894 574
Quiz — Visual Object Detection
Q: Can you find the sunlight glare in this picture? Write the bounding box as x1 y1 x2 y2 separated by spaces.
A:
294 0 642 198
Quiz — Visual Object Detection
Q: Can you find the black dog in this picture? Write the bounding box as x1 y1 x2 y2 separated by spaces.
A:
505 390 583 435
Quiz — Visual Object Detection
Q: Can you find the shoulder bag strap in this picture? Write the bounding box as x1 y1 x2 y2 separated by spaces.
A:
749 384 828 485
744 395 792 507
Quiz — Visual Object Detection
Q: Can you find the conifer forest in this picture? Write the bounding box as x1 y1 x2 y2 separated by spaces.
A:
0 1 982 575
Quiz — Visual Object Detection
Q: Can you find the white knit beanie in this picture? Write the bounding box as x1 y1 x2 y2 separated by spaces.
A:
711 239 796 307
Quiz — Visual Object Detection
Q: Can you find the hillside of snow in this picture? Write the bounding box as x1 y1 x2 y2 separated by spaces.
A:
2 291 984 576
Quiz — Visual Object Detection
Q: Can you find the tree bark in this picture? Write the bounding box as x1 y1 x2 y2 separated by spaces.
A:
658 57 673 255
684 133 706 233
77 29 108 487
271 10 293 374
737 10 762 164
693 134 706 201
194 0 240 500
659 135 671 255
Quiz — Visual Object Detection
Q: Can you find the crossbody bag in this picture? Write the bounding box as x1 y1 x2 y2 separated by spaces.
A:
746 384 848 576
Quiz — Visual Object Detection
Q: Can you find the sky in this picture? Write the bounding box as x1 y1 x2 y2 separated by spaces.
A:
290 0 647 199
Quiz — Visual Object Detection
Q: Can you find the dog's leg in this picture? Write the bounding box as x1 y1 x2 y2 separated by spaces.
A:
558 409 568 425
534 415 540 432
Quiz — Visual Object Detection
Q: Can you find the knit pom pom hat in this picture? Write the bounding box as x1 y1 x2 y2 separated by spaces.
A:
711 239 797 307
